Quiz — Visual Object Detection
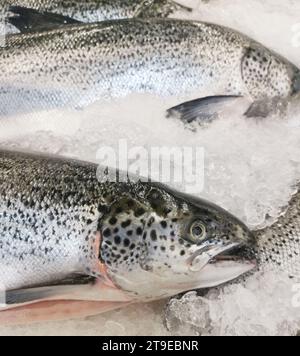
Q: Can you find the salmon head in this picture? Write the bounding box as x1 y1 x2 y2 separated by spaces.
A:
99 183 256 301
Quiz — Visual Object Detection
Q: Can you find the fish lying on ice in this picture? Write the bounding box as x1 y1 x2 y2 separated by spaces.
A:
165 181 300 330
254 186 300 278
2 0 191 26
0 150 255 324
1 13 299 120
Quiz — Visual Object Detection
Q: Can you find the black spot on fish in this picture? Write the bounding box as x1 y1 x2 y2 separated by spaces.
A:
151 230 157 241
134 208 145 217
123 238 130 247
127 230 133 237
115 207 123 214
109 217 117 225
160 221 167 229
103 228 111 237
136 227 143 235
121 220 131 228
114 236 121 244
98 204 107 214
180 250 186 256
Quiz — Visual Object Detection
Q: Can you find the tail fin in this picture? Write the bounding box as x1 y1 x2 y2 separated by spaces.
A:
8 6 81 33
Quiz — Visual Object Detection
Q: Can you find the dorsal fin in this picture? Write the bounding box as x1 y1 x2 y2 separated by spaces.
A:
8 6 81 33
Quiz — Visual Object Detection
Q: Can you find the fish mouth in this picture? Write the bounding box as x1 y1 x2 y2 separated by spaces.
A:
188 242 256 287
188 242 257 272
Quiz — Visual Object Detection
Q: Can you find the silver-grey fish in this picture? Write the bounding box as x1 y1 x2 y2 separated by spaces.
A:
0 18 299 119
0 150 255 324
254 187 300 278
3 0 189 23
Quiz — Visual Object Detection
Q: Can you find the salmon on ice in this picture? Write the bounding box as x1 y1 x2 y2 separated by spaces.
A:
0 14 299 120
0 150 255 324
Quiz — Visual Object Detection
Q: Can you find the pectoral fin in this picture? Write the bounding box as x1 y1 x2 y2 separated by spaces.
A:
0 300 132 325
167 96 242 124
1 275 131 312
8 6 81 33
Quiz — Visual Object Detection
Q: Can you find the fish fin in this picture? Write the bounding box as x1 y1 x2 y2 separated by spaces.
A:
0 300 132 325
8 6 81 33
244 97 288 118
167 96 242 124
3 275 94 306
2 276 131 308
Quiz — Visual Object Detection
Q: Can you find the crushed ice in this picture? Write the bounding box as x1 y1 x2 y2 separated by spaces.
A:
0 0 300 336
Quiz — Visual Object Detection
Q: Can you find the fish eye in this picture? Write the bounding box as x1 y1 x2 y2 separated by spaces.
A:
190 220 206 242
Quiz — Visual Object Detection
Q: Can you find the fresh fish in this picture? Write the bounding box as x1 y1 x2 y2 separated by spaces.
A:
0 17 299 119
254 186 300 278
165 182 300 329
0 150 255 324
3 0 190 23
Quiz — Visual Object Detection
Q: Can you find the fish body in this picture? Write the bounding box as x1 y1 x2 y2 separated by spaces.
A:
3 0 188 23
0 150 255 323
0 18 298 117
255 187 300 279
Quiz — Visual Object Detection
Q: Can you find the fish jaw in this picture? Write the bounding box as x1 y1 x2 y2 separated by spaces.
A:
186 242 256 289
192 261 256 289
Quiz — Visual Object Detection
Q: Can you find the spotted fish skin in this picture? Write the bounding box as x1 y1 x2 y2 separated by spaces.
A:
254 188 300 279
0 150 255 301
0 18 298 117
0 150 106 290
4 0 185 22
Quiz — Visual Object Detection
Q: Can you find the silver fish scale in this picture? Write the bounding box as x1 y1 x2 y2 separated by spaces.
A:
0 19 250 116
255 188 300 279
4 0 182 22
0 151 114 290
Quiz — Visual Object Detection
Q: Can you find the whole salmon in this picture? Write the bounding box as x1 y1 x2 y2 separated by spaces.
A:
0 18 299 119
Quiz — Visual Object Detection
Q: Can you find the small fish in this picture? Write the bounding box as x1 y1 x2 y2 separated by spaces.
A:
3 0 190 24
0 150 255 324
0 16 299 120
